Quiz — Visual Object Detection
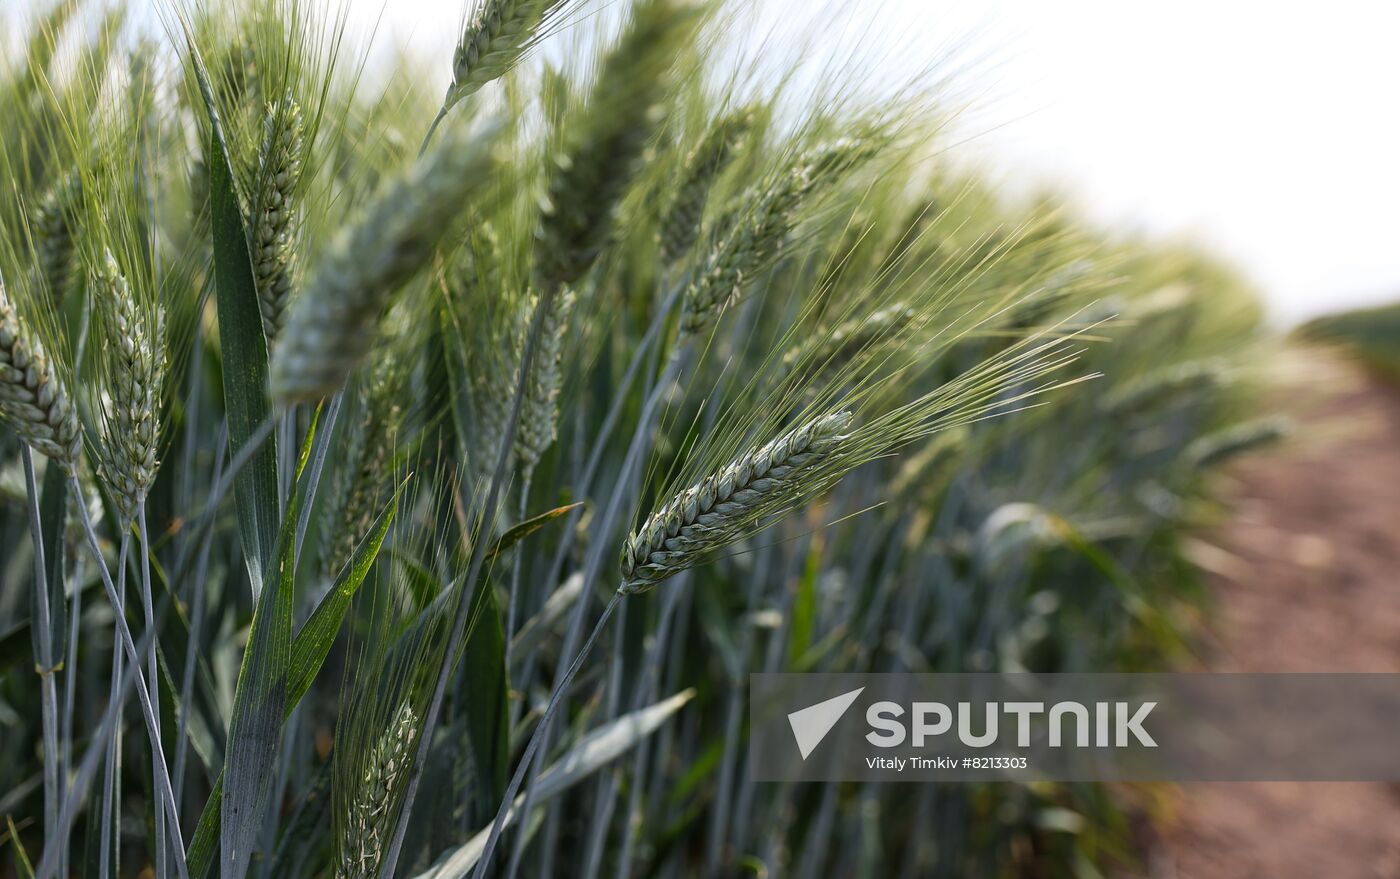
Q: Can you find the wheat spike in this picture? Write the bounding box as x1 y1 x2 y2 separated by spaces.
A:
1184 416 1289 469
470 349 513 492
446 0 568 112
657 108 754 266
324 363 402 576
677 179 802 336
337 701 419 879
678 141 863 336
33 172 81 304
93 251 164 521
270 116 500 404
889 425 969 500
533 0 700 293
1101 358 1227 416
0 276 81 469
248 99 304 343
449 225 522 490
780 301 917 374
620 411 852 593
515 285 575 474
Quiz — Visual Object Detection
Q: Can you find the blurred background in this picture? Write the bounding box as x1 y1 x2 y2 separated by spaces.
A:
423 0 1400 327
6 0 1399 324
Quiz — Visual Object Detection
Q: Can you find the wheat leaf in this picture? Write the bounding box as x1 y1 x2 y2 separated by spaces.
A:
485 502 583 565
185 27 280 601
288 483 402 705
186 477 398 879
415 689 696 879
215 406 323 877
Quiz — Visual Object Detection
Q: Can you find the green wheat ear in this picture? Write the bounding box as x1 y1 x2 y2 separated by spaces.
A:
657 106 757 267
33 171 81 305
0 276 81 470
680 140 870 336
93 250 165 522
445 0 572 114
532 0 704 295
337 701 419 879
621 411 853 593
515 286 575 476
248 99 305 344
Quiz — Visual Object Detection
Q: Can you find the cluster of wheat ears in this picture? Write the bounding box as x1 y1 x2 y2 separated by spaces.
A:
0 1 1279 877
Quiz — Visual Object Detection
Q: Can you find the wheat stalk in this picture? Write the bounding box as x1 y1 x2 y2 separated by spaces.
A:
270 115 500 403
248 99 304 343
337 701 419 879
410 8 707 876
620 410 853 593
0 276 81 469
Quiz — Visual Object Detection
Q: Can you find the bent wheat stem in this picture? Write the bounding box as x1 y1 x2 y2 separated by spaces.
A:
69 473 190 879
472 590 624 878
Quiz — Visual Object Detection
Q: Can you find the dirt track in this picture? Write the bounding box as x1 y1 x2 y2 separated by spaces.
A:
1158 355 1400 878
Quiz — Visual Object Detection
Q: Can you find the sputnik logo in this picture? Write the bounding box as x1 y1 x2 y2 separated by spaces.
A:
787 687 864 760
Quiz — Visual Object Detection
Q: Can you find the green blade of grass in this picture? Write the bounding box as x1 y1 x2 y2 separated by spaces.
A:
460 573 510 819
288 483 402 706
184 26 280 601
217 451 303 879
212 406 320 877
186 482 397 878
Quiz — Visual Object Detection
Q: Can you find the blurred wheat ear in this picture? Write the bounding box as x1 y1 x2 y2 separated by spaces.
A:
270 114 502 404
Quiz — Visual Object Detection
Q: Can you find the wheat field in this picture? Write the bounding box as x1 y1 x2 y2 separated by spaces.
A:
0 1 1275 877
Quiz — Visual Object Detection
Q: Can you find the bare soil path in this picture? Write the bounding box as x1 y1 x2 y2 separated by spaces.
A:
1158 355 1400 878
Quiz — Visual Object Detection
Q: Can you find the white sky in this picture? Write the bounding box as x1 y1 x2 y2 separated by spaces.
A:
8 0 1400 324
